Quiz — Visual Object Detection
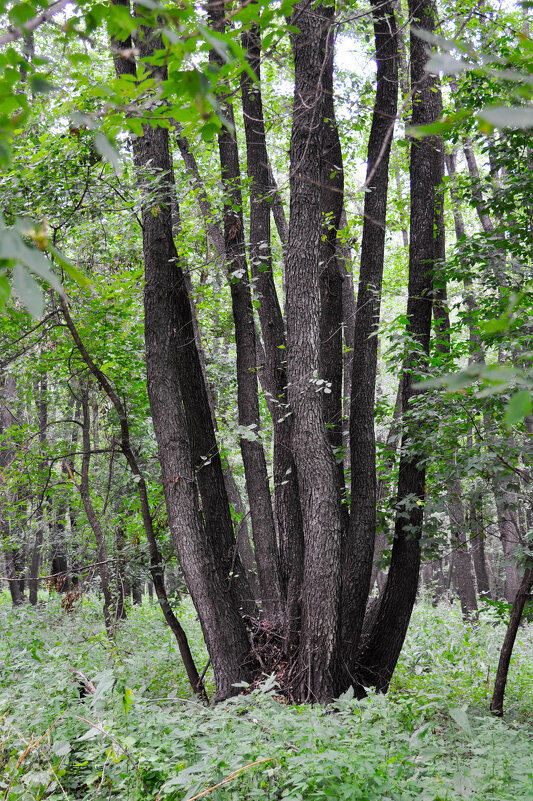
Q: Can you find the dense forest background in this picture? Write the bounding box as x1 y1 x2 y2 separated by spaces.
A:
1 0 533 797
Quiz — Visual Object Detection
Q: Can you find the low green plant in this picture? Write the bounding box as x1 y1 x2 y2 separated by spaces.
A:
1 592 532 801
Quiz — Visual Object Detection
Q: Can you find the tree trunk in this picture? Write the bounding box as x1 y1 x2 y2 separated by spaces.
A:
29 374 48 605
286 0 343 702
469 488 491 599
490 566 533 716
342 0 399 671
318 4 346 523
240 18 304 632
345 0 400 658
447 478 478 616
210 1 283 621
109 9 252 698
355 0 442 693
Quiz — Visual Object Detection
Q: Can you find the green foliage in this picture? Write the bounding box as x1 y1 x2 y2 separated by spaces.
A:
1 596 532 801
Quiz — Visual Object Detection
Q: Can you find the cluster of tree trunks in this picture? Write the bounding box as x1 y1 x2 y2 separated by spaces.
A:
1 0 529 716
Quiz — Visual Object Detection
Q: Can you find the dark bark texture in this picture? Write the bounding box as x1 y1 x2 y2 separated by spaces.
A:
355 0 443 693
286 0 343 702
342 0 399 676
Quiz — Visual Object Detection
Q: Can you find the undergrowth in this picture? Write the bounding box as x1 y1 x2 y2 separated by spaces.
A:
1 592 532 801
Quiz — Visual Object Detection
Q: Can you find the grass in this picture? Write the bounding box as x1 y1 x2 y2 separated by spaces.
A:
1 590 532 801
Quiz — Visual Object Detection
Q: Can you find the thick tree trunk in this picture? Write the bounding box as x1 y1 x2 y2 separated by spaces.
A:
355 0 442 693
110 7 253 699
318 4 346 522
286 0 343 702
342 0 399 674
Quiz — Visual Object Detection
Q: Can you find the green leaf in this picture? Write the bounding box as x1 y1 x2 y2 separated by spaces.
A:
12 264 44 318
448 706 472 737
53 741 71 757
76 726 101 742
0 273 10 310
505 390 532 428
29 76 57 95
94 133 123 176
48 244 91 287
479 105 533 129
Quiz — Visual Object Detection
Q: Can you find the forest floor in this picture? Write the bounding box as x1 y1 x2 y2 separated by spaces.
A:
1 591 532 801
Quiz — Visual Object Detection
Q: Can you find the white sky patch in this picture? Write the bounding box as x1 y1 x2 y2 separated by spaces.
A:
335 33 375 79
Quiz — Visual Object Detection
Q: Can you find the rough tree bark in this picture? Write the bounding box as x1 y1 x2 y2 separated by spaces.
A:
342 0 399 674
210 0 283 620
355 0 443 693
318 5 346 521
110 5 252 697
286 0 343 702
240 17 304 632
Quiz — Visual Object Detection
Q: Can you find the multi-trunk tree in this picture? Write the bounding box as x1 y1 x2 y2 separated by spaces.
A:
1 0 532 713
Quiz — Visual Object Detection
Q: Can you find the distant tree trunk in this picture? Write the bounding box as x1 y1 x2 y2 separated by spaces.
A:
29 374 48 605
447 477 478 616
490 566 533 716
114 525 128 621
492 475 522 603
342 0 398 671
80 384 115 634
286 0 343 702
469 488 491 599
1 374 25 606
4 545 24 605
356 0 442 693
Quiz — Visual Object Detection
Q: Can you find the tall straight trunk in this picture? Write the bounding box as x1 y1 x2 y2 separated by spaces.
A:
80 385 115 634
356 0 442 693
1 374 24 606
240 19 303 629
286 0 343 702
342 0 399 669
491 566 533 715
114 13 252 621
108 14 254 699
110 9 252 697
492 476 523 603
29 374 48 605
318 5 346 521
210 0 283 620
